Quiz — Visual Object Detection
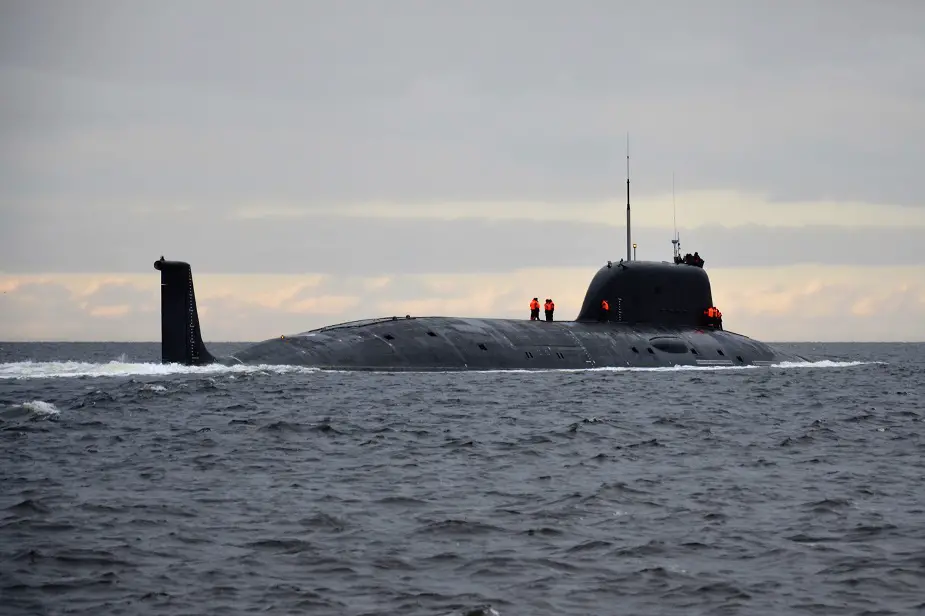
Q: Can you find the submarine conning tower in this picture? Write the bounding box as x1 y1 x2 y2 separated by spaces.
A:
576 260 713 326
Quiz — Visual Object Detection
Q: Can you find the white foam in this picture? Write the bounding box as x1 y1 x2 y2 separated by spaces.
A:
771 360 878 369
334 359 881 375
0 360 319 380
19 400 61 417
0 359 877 380
475 360 879 374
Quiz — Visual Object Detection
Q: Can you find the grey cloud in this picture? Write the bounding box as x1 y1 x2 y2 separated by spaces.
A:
83 282 157 308
2 205 922 275
298 276 441 304
730 280 925 342
671 225 924 269
1 0 924 210
6 281 72 308
0 281 156 341
4 2 920 98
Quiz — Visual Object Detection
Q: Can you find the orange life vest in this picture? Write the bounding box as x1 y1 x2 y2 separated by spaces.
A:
530 300 539 310
601 300 609 311
548 301 555 311
544 301 552 311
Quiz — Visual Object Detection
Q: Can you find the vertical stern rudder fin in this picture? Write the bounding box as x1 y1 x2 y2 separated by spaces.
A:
154 256 214 365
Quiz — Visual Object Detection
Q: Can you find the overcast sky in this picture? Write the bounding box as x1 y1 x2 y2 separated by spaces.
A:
2 0 924 342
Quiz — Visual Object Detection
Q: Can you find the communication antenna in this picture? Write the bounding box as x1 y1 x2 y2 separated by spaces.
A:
671 172 681 261
626 133 631 262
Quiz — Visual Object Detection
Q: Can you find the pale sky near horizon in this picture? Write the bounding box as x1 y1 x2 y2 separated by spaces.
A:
1 0 924 342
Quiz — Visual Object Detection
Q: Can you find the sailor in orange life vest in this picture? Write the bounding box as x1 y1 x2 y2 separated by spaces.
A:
544 298 555 322
529 297 540 321
704 306 723 330
599 299 610 321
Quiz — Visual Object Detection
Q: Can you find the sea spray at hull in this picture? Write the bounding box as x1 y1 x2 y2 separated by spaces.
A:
0 360 321 380
0 359 877 380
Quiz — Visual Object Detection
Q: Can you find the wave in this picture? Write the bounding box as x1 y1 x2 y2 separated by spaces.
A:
0 359 878 380
19 400 61 417
0 400 61 423
454 360 879 375
0 360 319 380
772 360 877 369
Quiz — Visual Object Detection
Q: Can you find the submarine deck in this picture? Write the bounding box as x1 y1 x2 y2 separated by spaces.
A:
223 315 800 370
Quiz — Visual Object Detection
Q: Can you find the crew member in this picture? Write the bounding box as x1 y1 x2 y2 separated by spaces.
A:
529 297 540 321
682 252 705 268
544 298 555 322
704 306 723 329
599 299 610 322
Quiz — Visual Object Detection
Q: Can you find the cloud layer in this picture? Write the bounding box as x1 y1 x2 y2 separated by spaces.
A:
2 1 924 207
3 204 923 276
2 265 923 343
2 1 923 341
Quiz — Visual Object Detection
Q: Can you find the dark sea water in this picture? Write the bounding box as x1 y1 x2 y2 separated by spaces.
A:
1 341 923 616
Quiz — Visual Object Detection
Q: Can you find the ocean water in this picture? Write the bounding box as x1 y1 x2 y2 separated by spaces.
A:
1 341 923 616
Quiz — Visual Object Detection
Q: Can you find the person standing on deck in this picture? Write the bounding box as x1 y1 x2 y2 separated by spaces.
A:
544 299 555 322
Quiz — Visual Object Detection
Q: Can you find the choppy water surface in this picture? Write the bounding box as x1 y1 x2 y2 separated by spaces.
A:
1 342 923 615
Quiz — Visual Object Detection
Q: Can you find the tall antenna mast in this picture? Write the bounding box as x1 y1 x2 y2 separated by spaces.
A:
626 133 631 261
671 171 680 261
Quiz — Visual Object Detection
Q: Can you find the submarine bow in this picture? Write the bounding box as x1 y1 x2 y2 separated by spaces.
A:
153 256 805 370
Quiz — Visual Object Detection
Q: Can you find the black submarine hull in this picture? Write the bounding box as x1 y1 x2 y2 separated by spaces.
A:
222 316 803 370
153 257 806 370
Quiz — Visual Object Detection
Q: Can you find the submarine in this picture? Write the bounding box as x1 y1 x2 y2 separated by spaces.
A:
153 250 806 371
